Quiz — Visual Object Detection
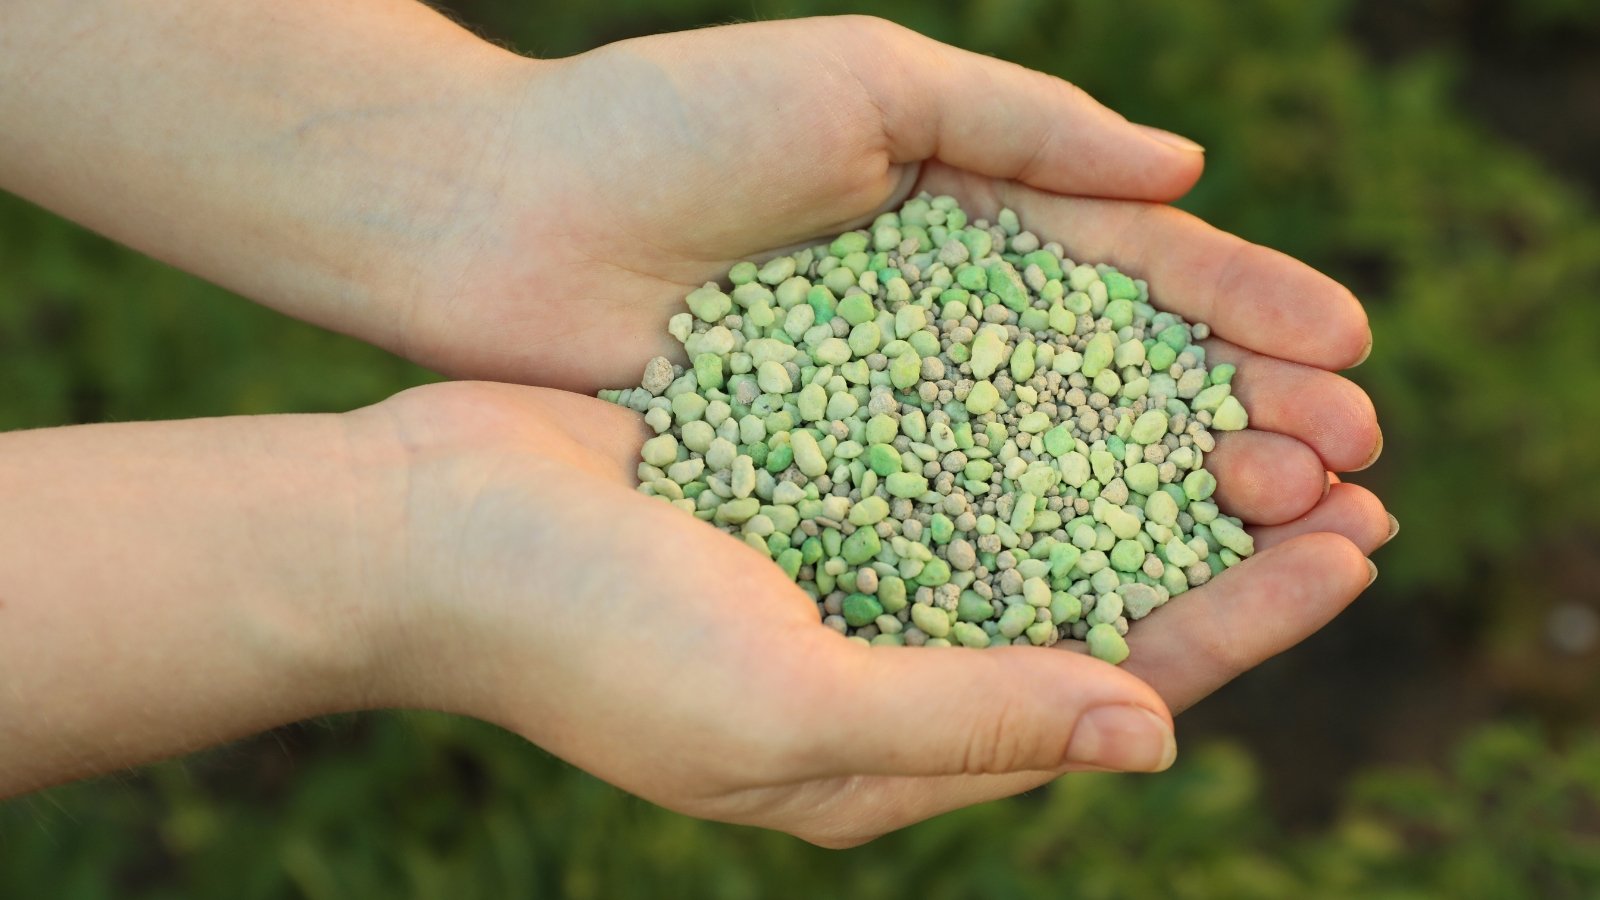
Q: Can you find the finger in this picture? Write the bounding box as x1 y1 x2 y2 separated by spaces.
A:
837 17 1205 202
913 166 1371 370
1122 532 1374 714
1204 339 1382 472
793 634 1175 780
1251 482 1395 556
1205 429 1326 525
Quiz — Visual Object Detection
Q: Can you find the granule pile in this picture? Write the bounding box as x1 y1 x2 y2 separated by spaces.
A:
601 194 1254 663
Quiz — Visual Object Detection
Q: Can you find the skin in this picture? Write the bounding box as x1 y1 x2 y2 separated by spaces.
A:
0 3 1390 846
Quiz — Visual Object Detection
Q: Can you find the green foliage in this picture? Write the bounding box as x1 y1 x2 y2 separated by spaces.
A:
1294 723 1600 899
5 719 1596 898
0 196 435 431
3 0 1599 894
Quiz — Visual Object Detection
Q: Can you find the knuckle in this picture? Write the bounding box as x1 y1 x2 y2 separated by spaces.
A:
961 694 1038 775
1050 73 1095 108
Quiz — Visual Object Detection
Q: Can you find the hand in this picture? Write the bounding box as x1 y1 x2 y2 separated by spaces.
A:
356 381 1390 848
394 15 1216 390
399 17 1369 389
400 16 1384 522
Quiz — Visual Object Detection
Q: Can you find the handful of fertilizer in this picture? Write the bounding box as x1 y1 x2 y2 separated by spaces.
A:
600 194 1253 664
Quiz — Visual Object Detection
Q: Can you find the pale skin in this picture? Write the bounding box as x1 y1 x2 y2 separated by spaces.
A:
0 3 1391 847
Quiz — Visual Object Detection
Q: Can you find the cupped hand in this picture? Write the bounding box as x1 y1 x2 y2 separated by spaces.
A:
399 16 1381 516
398 15 1213 391
356 380 1388 848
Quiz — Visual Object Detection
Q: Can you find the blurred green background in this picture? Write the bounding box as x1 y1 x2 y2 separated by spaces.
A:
3 0 1599 896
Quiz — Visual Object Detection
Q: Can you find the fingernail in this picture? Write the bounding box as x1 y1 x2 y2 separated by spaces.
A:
1354 430 1384 471
1066 705 1177 772
1351 339 1373 368
1385 514 1400 542
1135 124 1205 153
1366 559 1379 586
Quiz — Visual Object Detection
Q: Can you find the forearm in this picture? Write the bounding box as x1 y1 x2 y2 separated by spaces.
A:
0 0 528 350
0 411 400 795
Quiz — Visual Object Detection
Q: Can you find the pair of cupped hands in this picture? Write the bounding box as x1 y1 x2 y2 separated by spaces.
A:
62 13 1391 846
350 18 1391 847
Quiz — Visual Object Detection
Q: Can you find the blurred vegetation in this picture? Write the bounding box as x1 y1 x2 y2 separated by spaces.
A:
4 717 1598 899
2 0 1598 895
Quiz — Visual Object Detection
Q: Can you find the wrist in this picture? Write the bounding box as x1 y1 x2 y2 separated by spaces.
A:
336 382 552 718
210 410 419 720
342 53 555 353
322 397 441 715
382 54 567 381
339 382 646 722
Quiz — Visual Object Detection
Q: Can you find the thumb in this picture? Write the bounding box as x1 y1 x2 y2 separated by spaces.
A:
833 15 1204 202
799 636 1177 778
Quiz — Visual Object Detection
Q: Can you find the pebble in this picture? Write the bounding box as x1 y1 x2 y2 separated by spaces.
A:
640 356 675 395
